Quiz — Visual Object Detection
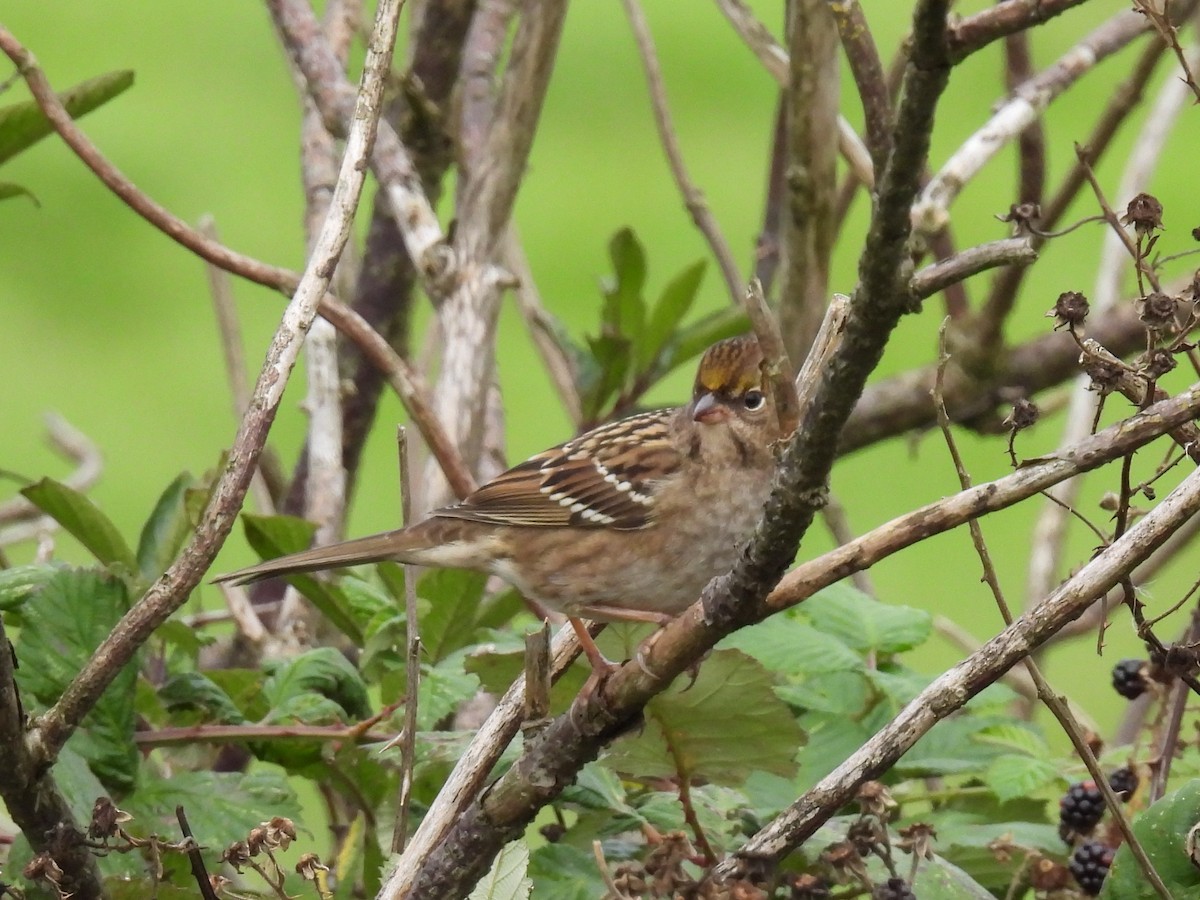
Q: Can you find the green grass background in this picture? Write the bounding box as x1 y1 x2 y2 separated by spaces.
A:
3 0 1199 743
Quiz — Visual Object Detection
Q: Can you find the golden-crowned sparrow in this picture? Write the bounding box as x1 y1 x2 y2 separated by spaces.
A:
217 336 782 667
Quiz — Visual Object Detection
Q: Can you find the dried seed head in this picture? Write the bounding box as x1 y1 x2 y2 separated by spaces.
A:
790 873 832 899
1142 348 1177 379
896 822 937 859
88 796 132 840
1138 292 1179 332
999 201 1041 232
1083 356 1123 395
855 781 898 820
295 853 329 881
1004 398 1039 431
222 840 251 871
1121 192 1164 236
265 816 296 851
246 826 269 856
1048 291 1089 330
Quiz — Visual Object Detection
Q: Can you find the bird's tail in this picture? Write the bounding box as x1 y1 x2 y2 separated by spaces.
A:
213 529 416 586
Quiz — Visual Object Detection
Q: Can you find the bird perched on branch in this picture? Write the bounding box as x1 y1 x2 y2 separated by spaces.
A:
216 335 784 673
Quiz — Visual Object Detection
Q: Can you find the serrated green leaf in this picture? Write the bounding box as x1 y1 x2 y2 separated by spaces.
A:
603 649 801 786
240 514 364 645
263 646 371 721
719 614 862 675
21 478 137 572
419 569 487 663
795 715 872 790
0 181 37 204
528 844 607 900
122 768 302 852
640 259 706 373
159 671 246 725
0 69 134 165
0 562 59 610
136 472 196 580
15 567 138 793
801 584 932 654
983 754 1062 803
418 653 481 731
1101 779 1200 898
468 840 532 900
973 721 1051 757
776 670 869 715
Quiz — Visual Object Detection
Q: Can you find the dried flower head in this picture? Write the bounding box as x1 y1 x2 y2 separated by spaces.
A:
1138 292 1179 332
1121 192 1164 236
856 781 898 820
790 873 832 899
1004 398 1039 431
1083 357 1124 395
1141 348 1177 379
1047 291 1089 330
222 840 252 872
246 826 269 856
999 201 1041 232
295 853 329 881
264 816 296 851
896 822 937 859
88 796 132 841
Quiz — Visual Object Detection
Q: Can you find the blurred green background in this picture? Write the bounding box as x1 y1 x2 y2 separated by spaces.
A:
3 0 1198 740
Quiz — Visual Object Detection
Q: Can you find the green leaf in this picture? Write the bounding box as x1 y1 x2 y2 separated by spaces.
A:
468 840 532 900
21 478 137 572
136 472 196 580
640 259 706 373
159 671 246 725
263 646 372 721
579 333 632 421
419 569 488 663
528 844 607 900
602 228 647 343
801 584 932 655
14 567 138 793
0 562 59 610
122 768 302 852
0 181 37 204
983 754 1062 804
240 514 364 645
603 649 802 786
719 614 862 676
1101 779 1200 898
0 69 134 165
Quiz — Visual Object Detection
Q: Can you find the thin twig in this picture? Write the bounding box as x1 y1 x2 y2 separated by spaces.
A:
392 427 421 854
198 216 278 515
0 414 102 525
22 0 404 769
711 0 875 188
946 0 1092 61
176 807 221 900
932 324 1168 895
743 279 799 437
621 0 742 306
502 228 583 426
0 24 472 500
828 0 891 174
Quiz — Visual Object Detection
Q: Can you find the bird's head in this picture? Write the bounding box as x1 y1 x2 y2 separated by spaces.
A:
688 336 780 452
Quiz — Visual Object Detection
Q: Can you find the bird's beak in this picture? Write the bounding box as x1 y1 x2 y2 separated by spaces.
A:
692 392 727 424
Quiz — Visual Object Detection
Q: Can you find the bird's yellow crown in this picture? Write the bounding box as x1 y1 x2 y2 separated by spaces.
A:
693 335 764 397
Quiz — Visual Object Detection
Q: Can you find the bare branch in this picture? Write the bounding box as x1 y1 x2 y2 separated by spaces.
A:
23 0 404 768
946 0 1093 61
910 237 1037 300
777 0 839 360
915 8 1161 236
711 0 875 188
828 0 892 173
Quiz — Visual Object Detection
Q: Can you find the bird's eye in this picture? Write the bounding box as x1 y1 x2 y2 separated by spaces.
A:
742 389 766 411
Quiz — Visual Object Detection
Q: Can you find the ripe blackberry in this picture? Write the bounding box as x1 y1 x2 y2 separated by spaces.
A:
1108 767 1139 801
1112 659 1148 699
1059 780 1105 831
871 878 916 900
1070 841 1114 896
